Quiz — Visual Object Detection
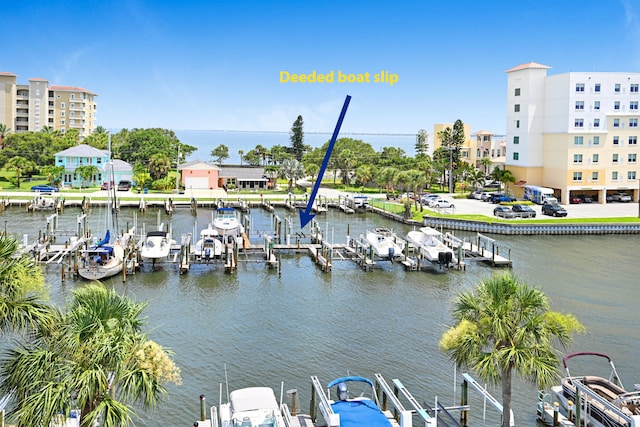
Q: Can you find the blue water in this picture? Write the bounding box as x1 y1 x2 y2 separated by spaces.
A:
1 205 638 426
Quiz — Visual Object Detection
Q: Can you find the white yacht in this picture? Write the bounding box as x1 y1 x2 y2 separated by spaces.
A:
139 225 175 264
406 226 456 268
213 207 243 242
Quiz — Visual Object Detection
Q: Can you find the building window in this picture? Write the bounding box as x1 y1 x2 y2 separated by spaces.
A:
615 83 621 93
573 172 582 181
575 101 584 110
630 136 638 145
61 111 65 117
575 118 584 127
513 152 519 161
594 101 600 110
629 171 637 180
574 136 584 145
629 153 637 163
593 118 600 128
612 171 618 181
613 154 619 163
576 83 585 92
61 119 65 125
592 171 599 181
515 120 520 128
631 83 638 93
61 102 65 108
514 104 520 112
513 136 519 144
514 88 520 96
593 153 599 163
630 118 638 127
595 83 601 92
573 154 583 164
614 101 620 110
613 136 619 145
631 101 638 110
593 136 600 145
614 118 620 127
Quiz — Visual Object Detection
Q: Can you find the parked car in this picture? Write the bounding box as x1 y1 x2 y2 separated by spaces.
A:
432 199 454 209
610 192 632 202
31 184 59 192
578 194 594 203
480 192 496 202
117 180 132 191
542 203 568 217
491 194 517 204
493 206 512 217
421 194 440 206
511 204 536 218
569 196 582 204
101 181 115 190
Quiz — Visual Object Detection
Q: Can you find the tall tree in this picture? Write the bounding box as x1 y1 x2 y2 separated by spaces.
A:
415 129 429 156
0 285 181 427
290 115 305 161
75 165 99 188
211 144 230 166
39 165 65 187
440 272 584 427
238 149 244 166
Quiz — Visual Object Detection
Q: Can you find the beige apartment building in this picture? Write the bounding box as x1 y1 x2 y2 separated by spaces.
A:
0 72 97 139
433 123 505 172
506 62 640 204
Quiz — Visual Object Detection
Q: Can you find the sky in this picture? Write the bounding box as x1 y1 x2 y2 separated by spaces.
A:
3 0 640 136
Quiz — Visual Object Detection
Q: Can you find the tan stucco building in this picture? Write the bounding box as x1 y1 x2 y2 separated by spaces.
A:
0 72 97 139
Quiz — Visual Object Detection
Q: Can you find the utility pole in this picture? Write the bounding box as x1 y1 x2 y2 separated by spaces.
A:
175 145 181 192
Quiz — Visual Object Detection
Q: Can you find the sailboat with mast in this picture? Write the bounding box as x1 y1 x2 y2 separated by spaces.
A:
78 138 132 280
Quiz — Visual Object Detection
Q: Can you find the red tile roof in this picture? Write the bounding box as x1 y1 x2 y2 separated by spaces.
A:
0 72 17 77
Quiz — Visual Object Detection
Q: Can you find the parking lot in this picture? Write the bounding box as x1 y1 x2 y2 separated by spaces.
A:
426 194 640 219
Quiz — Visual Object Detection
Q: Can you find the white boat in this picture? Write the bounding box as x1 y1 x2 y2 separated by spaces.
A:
78 230 134 280
213 207 243 241
218 386 287 427
406 226 456 267
139 225 175 263
548 352 640 427
346 194 369 209
193 224 223 261
366 227 405 259
30 192 58 211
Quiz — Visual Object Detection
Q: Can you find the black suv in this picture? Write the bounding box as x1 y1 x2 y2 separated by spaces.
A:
117 180 132 191
542 203 567 217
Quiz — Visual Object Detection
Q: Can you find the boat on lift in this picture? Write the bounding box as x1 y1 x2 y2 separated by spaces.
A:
139 223 175 265
193 224 223 262
213 207 243 242
406 227 456 268
366 227 405 259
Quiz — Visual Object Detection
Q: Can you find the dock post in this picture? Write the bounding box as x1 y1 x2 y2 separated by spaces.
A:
553 401 559 426
567 400 574 422
199 394 207 422
460 378 469 427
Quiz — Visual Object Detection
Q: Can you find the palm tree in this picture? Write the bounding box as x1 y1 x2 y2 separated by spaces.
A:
238 149 244 166
0 123 11 149
468 168 485 191
354 164 373 190
439 272 584 427
278 158 305 193
0 235 54 334
480 157 493 176
75 165 99 189
148 153 171 180
6 156 36 188
0 285 181 427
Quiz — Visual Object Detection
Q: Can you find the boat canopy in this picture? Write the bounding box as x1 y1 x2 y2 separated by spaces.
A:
217 207 235 212
327 376 375 389
147 230 167 237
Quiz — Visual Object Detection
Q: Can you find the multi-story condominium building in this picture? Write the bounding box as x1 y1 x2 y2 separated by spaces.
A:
506 62 639 204
433 124 505 174
0 72 97 139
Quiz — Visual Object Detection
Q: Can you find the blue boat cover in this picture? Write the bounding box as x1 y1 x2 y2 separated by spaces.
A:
327 376 374 389
330 399 392 427
96 230 110 247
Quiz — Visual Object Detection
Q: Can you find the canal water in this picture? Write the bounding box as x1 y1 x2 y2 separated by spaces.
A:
1 205 638 426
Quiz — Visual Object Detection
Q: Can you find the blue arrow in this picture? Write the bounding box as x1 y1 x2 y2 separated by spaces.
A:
299 95 351 228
